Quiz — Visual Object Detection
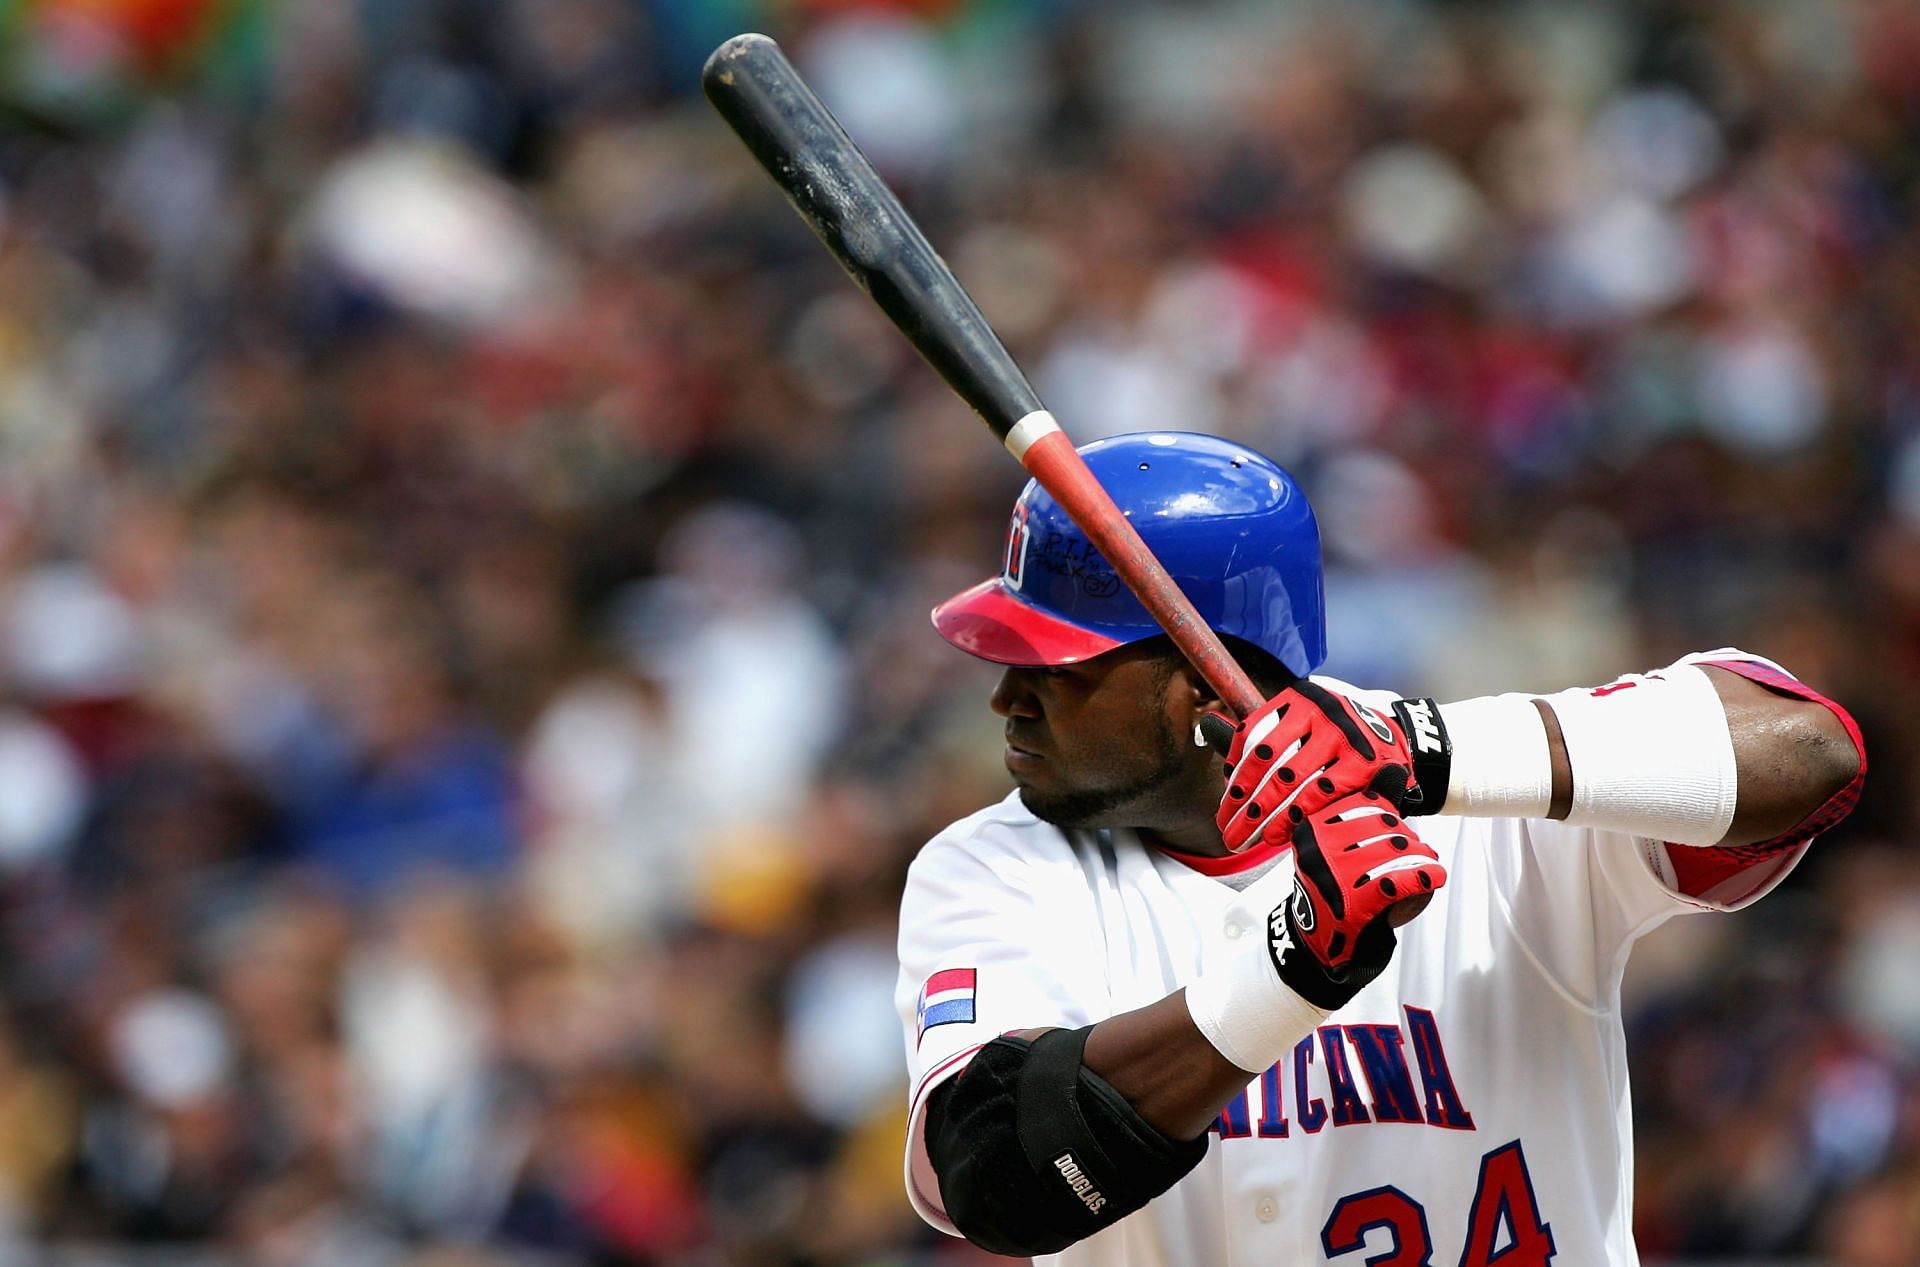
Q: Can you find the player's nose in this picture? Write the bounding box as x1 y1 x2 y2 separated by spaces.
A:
990 667 1043 719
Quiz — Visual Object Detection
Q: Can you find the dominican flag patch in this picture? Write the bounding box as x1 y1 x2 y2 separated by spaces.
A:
916 968 977 1045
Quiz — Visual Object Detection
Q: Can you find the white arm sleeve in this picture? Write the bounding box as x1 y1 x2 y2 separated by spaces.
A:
895 798 1110 1233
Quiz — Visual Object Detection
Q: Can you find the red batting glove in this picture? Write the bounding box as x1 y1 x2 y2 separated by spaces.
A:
1269 794 1447 1009
1216 681 1419 854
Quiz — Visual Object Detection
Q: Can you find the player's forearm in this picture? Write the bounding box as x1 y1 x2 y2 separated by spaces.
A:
1086 817 1416 1140
1077 991 1277 1141
1400 658 1862 847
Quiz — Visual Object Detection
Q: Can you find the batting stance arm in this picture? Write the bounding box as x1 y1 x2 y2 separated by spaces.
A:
917 801 1441 1255
1394 650 1861 853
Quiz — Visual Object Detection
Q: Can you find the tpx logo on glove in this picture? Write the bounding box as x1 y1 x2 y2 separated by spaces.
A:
1267 902 1297 979
1396 698 1444 755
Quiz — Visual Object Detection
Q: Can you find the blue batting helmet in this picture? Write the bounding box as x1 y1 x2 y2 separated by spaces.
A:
933 432 1326 677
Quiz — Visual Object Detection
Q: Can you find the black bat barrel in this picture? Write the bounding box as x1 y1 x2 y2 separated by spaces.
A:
702 34 1043 440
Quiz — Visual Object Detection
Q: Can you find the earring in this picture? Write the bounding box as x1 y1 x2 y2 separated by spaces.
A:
1193 722 1209 748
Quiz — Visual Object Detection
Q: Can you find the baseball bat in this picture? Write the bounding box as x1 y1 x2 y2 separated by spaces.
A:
701 33 1264 721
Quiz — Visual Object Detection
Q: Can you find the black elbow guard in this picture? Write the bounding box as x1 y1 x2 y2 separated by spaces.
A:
926 1026 1209 1256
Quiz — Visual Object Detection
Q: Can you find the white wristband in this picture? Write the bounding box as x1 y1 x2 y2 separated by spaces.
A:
1435 694 1553 818
1185 928 1330 1075
1543 664 1737 845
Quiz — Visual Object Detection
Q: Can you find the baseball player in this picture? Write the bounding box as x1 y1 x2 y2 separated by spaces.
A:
896 432 1864 1265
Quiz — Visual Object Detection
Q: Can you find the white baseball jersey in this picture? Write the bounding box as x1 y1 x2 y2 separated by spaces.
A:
896 651 1854 1267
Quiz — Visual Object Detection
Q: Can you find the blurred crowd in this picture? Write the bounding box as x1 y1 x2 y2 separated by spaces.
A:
0 0 1915 1263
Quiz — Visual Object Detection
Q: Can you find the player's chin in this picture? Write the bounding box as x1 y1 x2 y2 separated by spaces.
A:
1014 783 1070 825
1005 760 1050 801
1015 781 1115 831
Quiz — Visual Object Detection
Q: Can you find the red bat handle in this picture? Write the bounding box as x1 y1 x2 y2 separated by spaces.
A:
1016 424 1266 720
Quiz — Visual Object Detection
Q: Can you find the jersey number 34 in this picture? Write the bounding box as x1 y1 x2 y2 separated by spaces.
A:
1321 1140 1555 1266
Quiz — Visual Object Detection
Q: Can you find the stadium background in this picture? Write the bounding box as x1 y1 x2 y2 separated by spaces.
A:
0 0 1915 1263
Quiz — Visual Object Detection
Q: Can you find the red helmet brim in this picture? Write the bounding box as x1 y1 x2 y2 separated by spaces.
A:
931 579 1125 667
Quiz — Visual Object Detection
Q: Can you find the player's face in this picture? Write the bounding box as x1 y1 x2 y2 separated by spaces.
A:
991 643 1226 845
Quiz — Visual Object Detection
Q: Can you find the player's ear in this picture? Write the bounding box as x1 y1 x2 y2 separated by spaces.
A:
1171 657 1218 708
1170 661 1236 750
1173 659 1223 710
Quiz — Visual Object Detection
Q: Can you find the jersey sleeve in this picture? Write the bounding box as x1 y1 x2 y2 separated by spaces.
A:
895 803 1110 1234
1482 816 1714 1010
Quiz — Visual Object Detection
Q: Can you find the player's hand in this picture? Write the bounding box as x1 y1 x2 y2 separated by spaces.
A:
1213 682 1418 854
1267 792 1446 1010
